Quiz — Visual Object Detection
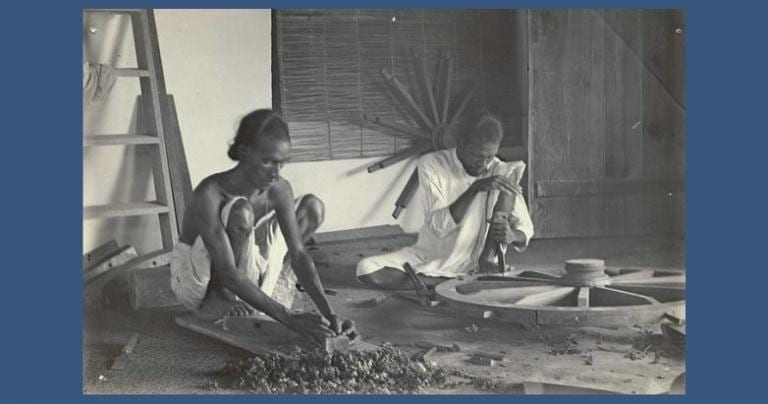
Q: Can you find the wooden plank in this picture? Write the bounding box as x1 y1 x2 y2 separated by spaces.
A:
83 202 169 219
83 134 160 146
83 248 172 306
603 11 643 235
83 239 120 271
528 10 574 238
128 266 182 311
160 95 193 233
536 179 684 197
83 246 138 284
175 315 378 355
572 9 605 237
113 68 150 77
525 367 667 394
311 224 406 245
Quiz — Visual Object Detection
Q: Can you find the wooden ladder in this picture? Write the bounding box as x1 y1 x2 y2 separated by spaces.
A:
84 9 184 265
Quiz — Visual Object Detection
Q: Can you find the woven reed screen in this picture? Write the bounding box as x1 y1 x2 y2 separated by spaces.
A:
274 9 526 162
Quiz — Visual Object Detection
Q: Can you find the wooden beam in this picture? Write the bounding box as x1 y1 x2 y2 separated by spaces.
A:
128 266 182 311
535 179 684 198
83 239 120 271
83 246 138 284
311 224 406 245
366 143 431 173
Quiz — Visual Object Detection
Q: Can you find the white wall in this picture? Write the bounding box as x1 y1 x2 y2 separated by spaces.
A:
84 9 424 254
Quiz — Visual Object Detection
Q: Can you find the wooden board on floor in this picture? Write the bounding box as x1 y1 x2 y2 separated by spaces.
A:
311 225 407 245
83 246 138 284
83 239 120 271
526 366 668 394
129 266 182 311
174 315 378 356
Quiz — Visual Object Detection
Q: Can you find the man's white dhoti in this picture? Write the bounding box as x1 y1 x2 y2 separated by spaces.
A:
357 148 534 278
170 195 307 311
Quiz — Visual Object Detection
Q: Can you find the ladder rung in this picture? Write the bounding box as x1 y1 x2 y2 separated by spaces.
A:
84 134 159 146
84 202 170 219
114 68 151 77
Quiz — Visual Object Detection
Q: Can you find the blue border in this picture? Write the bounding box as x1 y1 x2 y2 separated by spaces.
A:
5 0 766 403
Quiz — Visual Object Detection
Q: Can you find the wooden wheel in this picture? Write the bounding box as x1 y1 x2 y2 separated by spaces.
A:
434 259 685 327
363 49 476 218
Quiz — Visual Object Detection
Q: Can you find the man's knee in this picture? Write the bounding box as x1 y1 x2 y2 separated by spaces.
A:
226 199 254 237
299 194 325 227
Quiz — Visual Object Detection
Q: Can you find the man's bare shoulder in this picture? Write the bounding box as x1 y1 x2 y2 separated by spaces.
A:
192 174 227 202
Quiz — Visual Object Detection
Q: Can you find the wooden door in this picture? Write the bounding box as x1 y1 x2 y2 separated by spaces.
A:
528 10 684 238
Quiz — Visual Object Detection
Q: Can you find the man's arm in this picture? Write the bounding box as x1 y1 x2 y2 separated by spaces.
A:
191 183 292 325
271 181 334 320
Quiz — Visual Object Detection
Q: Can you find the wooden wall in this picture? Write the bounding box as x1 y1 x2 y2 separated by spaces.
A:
528 10 685 238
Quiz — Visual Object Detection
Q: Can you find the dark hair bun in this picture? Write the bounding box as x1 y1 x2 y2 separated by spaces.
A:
227 144 239 161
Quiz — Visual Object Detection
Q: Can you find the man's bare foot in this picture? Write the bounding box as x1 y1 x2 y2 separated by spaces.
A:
194 287 254 320
224 301 255 317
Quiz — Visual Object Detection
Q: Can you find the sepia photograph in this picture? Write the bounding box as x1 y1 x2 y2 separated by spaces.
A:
83 8 685 395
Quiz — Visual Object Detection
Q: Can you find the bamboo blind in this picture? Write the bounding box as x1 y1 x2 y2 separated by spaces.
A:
275 9 525 162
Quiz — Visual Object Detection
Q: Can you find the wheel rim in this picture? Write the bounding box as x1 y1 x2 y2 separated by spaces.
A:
434 262 685 326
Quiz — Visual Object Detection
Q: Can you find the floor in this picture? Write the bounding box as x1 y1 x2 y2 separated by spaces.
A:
83 234 685 394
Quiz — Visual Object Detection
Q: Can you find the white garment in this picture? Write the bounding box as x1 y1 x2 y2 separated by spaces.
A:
357 148 534 278
170 195 305 311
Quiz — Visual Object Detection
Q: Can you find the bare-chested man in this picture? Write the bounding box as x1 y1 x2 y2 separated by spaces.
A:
170 109 356 345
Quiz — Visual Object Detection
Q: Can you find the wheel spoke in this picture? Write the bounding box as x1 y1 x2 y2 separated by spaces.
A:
366 143 432 173
608 270 655 283
440 56 453 123
381 68 434 132
592 287 659 306
412 53 439 125
472 285 561 303
577 287 590 307
447 84 477 126
515 286 576 306
363 114 430 140
612 274 685 287
608 285 685 303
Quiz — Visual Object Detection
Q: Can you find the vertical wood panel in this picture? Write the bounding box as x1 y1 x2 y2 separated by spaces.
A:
530 9 684 238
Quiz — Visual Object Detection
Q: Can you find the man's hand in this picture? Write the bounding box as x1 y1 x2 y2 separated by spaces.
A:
286 312 335 345
471 175 522 195
488 217 516 245
328 314 360 342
